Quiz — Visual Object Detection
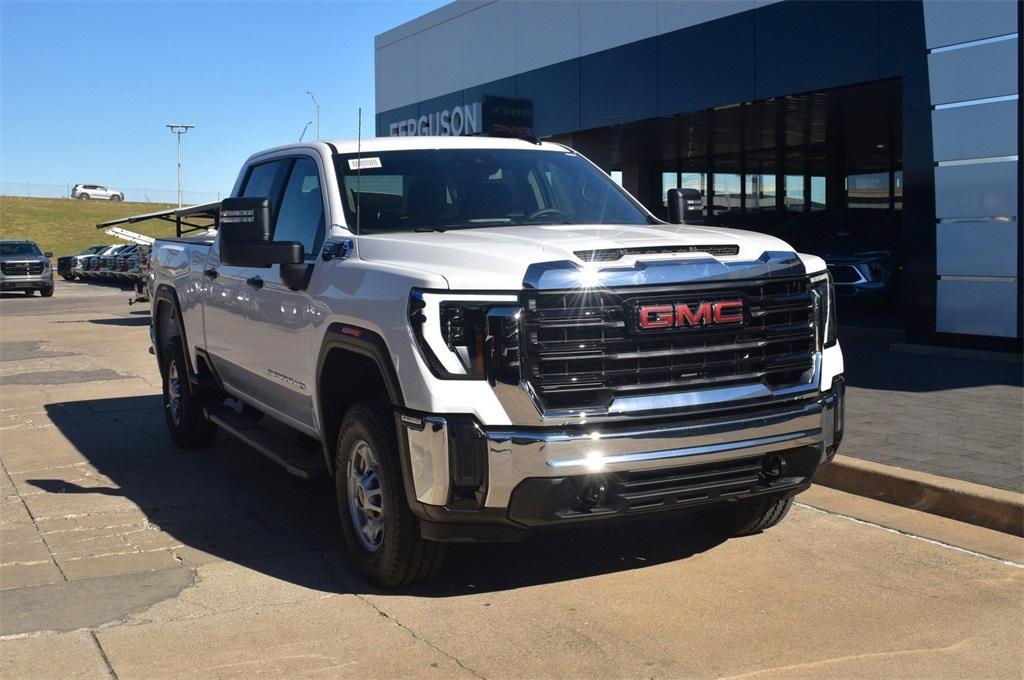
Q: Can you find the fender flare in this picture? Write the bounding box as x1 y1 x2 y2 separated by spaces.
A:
152 284 195 378
314 323 406 472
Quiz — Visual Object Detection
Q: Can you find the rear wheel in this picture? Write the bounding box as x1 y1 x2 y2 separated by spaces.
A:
698 495 793 537
79 193 90 200
161 337 217 449
335 400 444 588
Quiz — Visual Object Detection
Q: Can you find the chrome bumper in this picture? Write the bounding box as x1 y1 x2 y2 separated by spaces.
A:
402 386 842 511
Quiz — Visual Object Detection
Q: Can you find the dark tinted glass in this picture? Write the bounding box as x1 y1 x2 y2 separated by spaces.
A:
273 158 325 255
242 161 283 199
335 149 652 234
0 242 42 256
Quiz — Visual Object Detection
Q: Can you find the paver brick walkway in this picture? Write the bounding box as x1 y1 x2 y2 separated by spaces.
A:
841 338 1023 492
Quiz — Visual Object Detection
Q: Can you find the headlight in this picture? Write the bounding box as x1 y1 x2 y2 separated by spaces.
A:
810 271 837 349
410 289 521 381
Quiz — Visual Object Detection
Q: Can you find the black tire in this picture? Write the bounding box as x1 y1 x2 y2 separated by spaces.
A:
40 287 54 298
111 194 122 202
160 336 217 449
79 193 90 200
699 495 793 537
335 400 444 588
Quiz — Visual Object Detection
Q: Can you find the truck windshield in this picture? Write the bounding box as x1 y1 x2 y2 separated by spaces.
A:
335 148 653 233
0 242 42 256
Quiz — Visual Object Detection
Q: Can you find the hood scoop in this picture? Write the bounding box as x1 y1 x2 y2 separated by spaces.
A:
575 244 740 262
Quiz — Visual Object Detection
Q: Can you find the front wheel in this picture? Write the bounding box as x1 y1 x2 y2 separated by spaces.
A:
335 400 444 588
111 195 122 202
161 337 217 449
40 287 54 298
698 495 793 537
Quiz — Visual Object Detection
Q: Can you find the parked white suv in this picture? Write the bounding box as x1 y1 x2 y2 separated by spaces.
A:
138 137 844 588
72 184 124 201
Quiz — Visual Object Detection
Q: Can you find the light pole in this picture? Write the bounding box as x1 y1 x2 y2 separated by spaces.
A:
305 90 320 140
299 121 313 143
166 124 195 208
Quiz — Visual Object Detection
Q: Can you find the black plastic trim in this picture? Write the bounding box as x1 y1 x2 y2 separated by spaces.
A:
315 323 406 472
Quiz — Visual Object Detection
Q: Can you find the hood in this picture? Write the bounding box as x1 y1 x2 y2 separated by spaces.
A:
357 223 797 290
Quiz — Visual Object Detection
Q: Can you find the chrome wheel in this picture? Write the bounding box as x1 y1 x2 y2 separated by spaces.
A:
347 439 385 551
166 360 183 427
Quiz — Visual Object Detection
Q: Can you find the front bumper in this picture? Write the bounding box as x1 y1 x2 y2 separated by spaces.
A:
398 377 845 541
1 274 53 291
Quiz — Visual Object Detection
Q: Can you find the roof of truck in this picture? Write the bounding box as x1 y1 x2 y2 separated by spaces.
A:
247 136 568 161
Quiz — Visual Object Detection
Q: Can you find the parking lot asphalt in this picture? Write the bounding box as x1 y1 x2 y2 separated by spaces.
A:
2 281 1023 679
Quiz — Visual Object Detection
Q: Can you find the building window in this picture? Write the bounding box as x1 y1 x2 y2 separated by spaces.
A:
847 172 890 209
784 175 804 211
810 176 826 211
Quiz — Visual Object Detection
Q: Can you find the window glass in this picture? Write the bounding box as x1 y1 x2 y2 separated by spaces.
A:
609 170 623 187
784 175 804 211
0 242 42 256
274 158 325 255
747 174 776 211
809 177 826 211
713 173 741 214
242 161 283 199
846 172 889 209
336 149 650 233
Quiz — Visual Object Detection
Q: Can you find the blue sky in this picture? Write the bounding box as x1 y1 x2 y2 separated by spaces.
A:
1 0 445 200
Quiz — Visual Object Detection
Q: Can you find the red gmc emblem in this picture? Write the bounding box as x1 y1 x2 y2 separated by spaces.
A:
636 300 745 329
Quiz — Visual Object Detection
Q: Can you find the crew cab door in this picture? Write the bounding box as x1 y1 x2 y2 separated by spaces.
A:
243 155 326 431
202 159 286 396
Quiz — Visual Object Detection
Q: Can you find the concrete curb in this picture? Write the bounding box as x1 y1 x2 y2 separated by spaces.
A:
815 455 1024 537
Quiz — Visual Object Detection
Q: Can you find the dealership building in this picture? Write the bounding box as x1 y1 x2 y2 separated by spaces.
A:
375 0 1021 349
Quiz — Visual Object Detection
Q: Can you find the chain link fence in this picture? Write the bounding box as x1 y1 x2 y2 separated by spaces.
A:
1 181 221 205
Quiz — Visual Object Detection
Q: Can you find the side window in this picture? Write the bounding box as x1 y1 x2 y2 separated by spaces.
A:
242 161 283 199
273 158 325 256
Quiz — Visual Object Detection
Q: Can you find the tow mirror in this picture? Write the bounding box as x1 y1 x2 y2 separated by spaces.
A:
218 197 303 268
667 188 704 225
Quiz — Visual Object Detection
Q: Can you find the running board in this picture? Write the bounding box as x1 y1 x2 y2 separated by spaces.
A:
206 405 326 479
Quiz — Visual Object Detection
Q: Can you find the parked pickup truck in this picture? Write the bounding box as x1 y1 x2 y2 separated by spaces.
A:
139 137 844 587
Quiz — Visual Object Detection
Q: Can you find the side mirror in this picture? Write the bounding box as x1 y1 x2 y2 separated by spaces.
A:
667 188 704 225
218 197 303 268
44 252 53 258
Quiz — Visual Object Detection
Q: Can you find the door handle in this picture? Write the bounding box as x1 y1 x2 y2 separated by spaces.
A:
245 276 263 289
203 268 218 279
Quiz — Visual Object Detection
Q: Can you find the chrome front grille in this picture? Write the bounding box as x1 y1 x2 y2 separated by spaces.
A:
1 261 44 276
521 276 816 412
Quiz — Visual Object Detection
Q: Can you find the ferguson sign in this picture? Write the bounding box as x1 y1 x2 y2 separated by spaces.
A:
389 102 482 137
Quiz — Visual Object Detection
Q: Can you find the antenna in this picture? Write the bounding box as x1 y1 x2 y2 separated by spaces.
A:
356 107 362 236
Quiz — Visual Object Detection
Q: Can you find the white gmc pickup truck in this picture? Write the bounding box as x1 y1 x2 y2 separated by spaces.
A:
146 137 844 587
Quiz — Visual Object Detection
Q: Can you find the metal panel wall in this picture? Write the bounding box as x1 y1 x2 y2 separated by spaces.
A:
927 38 1019 105
936 279 1019 337
931 99 1018 161
924 0 1020 338
937 220 1019 277
923 0 1018 48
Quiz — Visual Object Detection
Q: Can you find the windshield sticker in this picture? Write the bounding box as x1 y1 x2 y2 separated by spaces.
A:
348 157 382 170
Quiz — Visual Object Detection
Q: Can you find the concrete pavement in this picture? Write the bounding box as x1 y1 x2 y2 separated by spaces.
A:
2 282 1023 679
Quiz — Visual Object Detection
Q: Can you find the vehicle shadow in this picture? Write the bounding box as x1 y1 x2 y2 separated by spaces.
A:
88 317 150 327
38 395 728 596
840 338 1023 392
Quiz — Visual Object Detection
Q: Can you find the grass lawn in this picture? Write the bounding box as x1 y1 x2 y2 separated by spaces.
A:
0 196 180 256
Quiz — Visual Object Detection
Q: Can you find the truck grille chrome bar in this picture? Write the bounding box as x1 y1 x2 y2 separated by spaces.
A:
520 276 816 413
